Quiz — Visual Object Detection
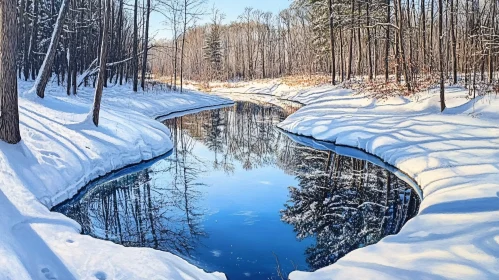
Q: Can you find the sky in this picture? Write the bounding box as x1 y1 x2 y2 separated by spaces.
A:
149 0 291 40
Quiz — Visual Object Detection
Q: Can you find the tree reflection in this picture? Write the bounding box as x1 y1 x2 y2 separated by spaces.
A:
56 101 420 275
58 116 207 257
163 102 300 174
281 146 420 270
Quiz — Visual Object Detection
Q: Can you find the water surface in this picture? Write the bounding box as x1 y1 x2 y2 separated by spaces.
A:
55 101 420 279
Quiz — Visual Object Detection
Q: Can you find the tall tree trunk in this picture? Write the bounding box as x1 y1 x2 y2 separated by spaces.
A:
488 0 496 83
141 0 150 90
340 27 345 81
367 0 373 81
29 0 40 81
397 0 411 91
22 0 31 81
438 0 446 111
347 0 355 80
328 0 336 85
71 0 77 95
180 0 187 92
385 0 390 83
132 0 138 92
356 1 362 76
421 0 427 71
92 0 111 126
450 0 457 84
0 0 21 144
430 0 435 73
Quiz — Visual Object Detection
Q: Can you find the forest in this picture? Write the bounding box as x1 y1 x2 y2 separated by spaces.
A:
154 0 499 111
0 0 498 142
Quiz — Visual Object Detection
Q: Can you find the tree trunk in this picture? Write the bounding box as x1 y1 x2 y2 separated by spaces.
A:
141 0 151 90
450 0 457 84
29 0 40 81
430 0 434 73
0 0 21 144
328 0 336 85
439 0 446 111
92 0 111 126
385 0 390 83
488 0 496 83
397 0 411 91
347 0 355 80
22 0 31 81
30 0 71 98
132 0 139 92
180 0 187 92
367 0 373 81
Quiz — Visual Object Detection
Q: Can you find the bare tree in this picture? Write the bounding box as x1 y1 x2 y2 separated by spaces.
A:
141 0 151 90
91 0 111 126
438 0 445 111
132 0 139 92
180 0 205 92
29 0 70 98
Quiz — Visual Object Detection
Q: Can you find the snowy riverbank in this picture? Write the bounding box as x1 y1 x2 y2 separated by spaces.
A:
0 81 231 279
213 80 499 279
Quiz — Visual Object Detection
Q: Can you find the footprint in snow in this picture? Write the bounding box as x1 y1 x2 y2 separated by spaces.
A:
95 272 107 280
41 267 57 280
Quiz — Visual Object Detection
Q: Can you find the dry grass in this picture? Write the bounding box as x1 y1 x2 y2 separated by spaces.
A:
280 74 331 87
344 75 440 100
153 74 467 100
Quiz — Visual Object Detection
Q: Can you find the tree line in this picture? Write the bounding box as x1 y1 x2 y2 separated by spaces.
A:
152 0 499 111
2 0 498 144
0 0 202 144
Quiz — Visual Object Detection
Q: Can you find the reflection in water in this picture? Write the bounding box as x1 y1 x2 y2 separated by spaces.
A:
281 149 419 269
59 133 206 256
55 101 420 279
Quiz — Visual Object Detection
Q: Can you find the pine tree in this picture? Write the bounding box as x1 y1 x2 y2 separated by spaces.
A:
203 10 224 80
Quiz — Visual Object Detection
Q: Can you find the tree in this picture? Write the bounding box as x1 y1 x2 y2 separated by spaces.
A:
0 0 21 144
180 0 205 92
132 0 139 92
149 0 498 101
29 0 71 98
329 0 336 85
141 0 151 91
203 9 224 80
438 0 445 111
91 0 112 126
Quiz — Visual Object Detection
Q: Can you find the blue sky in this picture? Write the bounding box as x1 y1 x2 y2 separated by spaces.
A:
150 0 290 40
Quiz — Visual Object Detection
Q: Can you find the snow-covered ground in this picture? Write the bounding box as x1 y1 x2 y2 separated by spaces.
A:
213 80 499 279
3 76 499 279
0 80 231 279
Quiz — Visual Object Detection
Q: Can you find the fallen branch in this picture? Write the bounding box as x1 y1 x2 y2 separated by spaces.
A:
77 47 155 87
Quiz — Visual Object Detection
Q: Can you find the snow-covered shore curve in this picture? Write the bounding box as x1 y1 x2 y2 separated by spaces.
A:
0 81 231 279
266 83 499 279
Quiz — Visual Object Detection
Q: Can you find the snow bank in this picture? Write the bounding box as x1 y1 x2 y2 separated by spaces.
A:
0 80 231 279
259 82 499 279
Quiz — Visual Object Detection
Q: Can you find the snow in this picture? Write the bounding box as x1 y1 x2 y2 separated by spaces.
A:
212 80 499 279
4 75 499 279
0 80 231 279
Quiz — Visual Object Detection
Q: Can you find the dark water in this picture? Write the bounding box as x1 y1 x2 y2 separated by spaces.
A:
54 101 420 280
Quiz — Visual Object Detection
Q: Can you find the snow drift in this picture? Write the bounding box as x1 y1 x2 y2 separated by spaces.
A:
212 80 499 279
0 80 231 279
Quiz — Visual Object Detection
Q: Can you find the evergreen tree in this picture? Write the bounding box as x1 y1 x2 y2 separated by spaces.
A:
203 9 224 80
